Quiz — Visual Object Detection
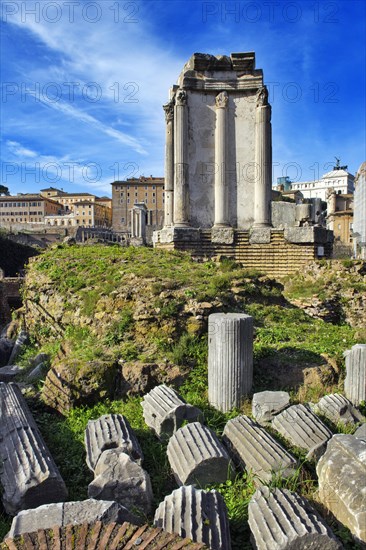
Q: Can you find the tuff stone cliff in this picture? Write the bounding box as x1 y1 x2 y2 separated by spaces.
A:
18 244 364 414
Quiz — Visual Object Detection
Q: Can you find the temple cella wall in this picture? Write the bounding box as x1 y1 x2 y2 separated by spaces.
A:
161 52 271 235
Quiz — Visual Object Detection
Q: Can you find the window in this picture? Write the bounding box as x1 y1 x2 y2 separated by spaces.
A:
134 198 138 203
145 192 148 197
152 185 155 190
152 192 155 197
127 199 130 204
121 217 125 223
120 192 124 197
152 199 156 204
135 192 138 197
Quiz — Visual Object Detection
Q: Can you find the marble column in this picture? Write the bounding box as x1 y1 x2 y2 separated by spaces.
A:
163 100 174 227
214 91 230 227
208 313 253 412
173 89 189 227
254 86 272 227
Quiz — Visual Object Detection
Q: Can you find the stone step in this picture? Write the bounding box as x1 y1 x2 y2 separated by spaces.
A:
248 486 343 549
141 384 203 439
314 393 364 426
344 344 366 406
167 422 233 487
154 485 230 550
317 434 366 544
0 382 68 515
208 313 253 412
271 404 333 459
85 413 143 471
222 415 297 483
3 521 207 550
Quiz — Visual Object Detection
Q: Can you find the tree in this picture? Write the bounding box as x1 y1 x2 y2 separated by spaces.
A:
0 185 10 196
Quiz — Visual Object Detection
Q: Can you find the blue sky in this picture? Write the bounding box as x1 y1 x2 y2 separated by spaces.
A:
1 0 365 197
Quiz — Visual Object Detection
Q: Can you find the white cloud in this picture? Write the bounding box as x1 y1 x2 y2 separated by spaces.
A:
6 140 38 158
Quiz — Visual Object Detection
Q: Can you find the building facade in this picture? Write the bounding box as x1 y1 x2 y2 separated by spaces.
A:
291 165 355 202
353 161 366 259
327 192 354 248
0 194 62 226
111 176 164 232
41 189 112 228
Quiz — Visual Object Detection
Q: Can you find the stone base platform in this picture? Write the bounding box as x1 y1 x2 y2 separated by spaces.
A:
153 227 333 277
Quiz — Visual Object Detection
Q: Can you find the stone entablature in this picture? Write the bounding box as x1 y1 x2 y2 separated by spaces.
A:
160 52 272 236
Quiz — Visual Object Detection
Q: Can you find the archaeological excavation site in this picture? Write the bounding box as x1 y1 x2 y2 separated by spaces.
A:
0 51 365 550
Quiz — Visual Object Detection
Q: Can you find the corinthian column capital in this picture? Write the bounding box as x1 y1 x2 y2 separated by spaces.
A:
175 89 187 106
163 100 174 123
215 91 228 109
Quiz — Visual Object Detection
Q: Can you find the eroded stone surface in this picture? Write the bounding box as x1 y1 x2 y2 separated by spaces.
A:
9 499 141 538
314 393 364 425
88 449 153 515
317 434 366 544
141 384 203 439
154 485 231 550
0 382 68 515
167 422 233 487
344 344 366 406
248 487 343 549
252 391 290 423
85 413 143 471
271 404 333 459
354 423 366 440
223 415 297 483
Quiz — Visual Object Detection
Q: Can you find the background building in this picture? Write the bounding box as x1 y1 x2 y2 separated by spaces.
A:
290 162 354 201
327 192 354 253
353 161 366 259
41 189 112 227
111 176 164 233
0 194 62 227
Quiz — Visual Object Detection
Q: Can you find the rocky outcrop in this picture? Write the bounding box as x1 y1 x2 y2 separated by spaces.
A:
42 357 119 414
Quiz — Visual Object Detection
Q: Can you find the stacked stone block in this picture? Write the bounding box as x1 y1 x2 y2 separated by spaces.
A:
85 415 152 514
85 413 143 471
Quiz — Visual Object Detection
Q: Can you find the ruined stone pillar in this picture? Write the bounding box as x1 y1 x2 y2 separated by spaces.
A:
163 100 174 227
344 344 366 406
254 86 272 227
173 89 189 226
208 313 253 412
214 91 230 227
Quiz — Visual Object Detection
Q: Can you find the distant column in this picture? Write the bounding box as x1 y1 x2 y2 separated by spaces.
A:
163 100 174 227
208 313 253 412
174 89 190 226
254 86 272 227
214 91 230 227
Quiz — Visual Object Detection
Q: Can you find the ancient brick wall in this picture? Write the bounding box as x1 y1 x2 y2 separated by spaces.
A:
155 230 332 278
